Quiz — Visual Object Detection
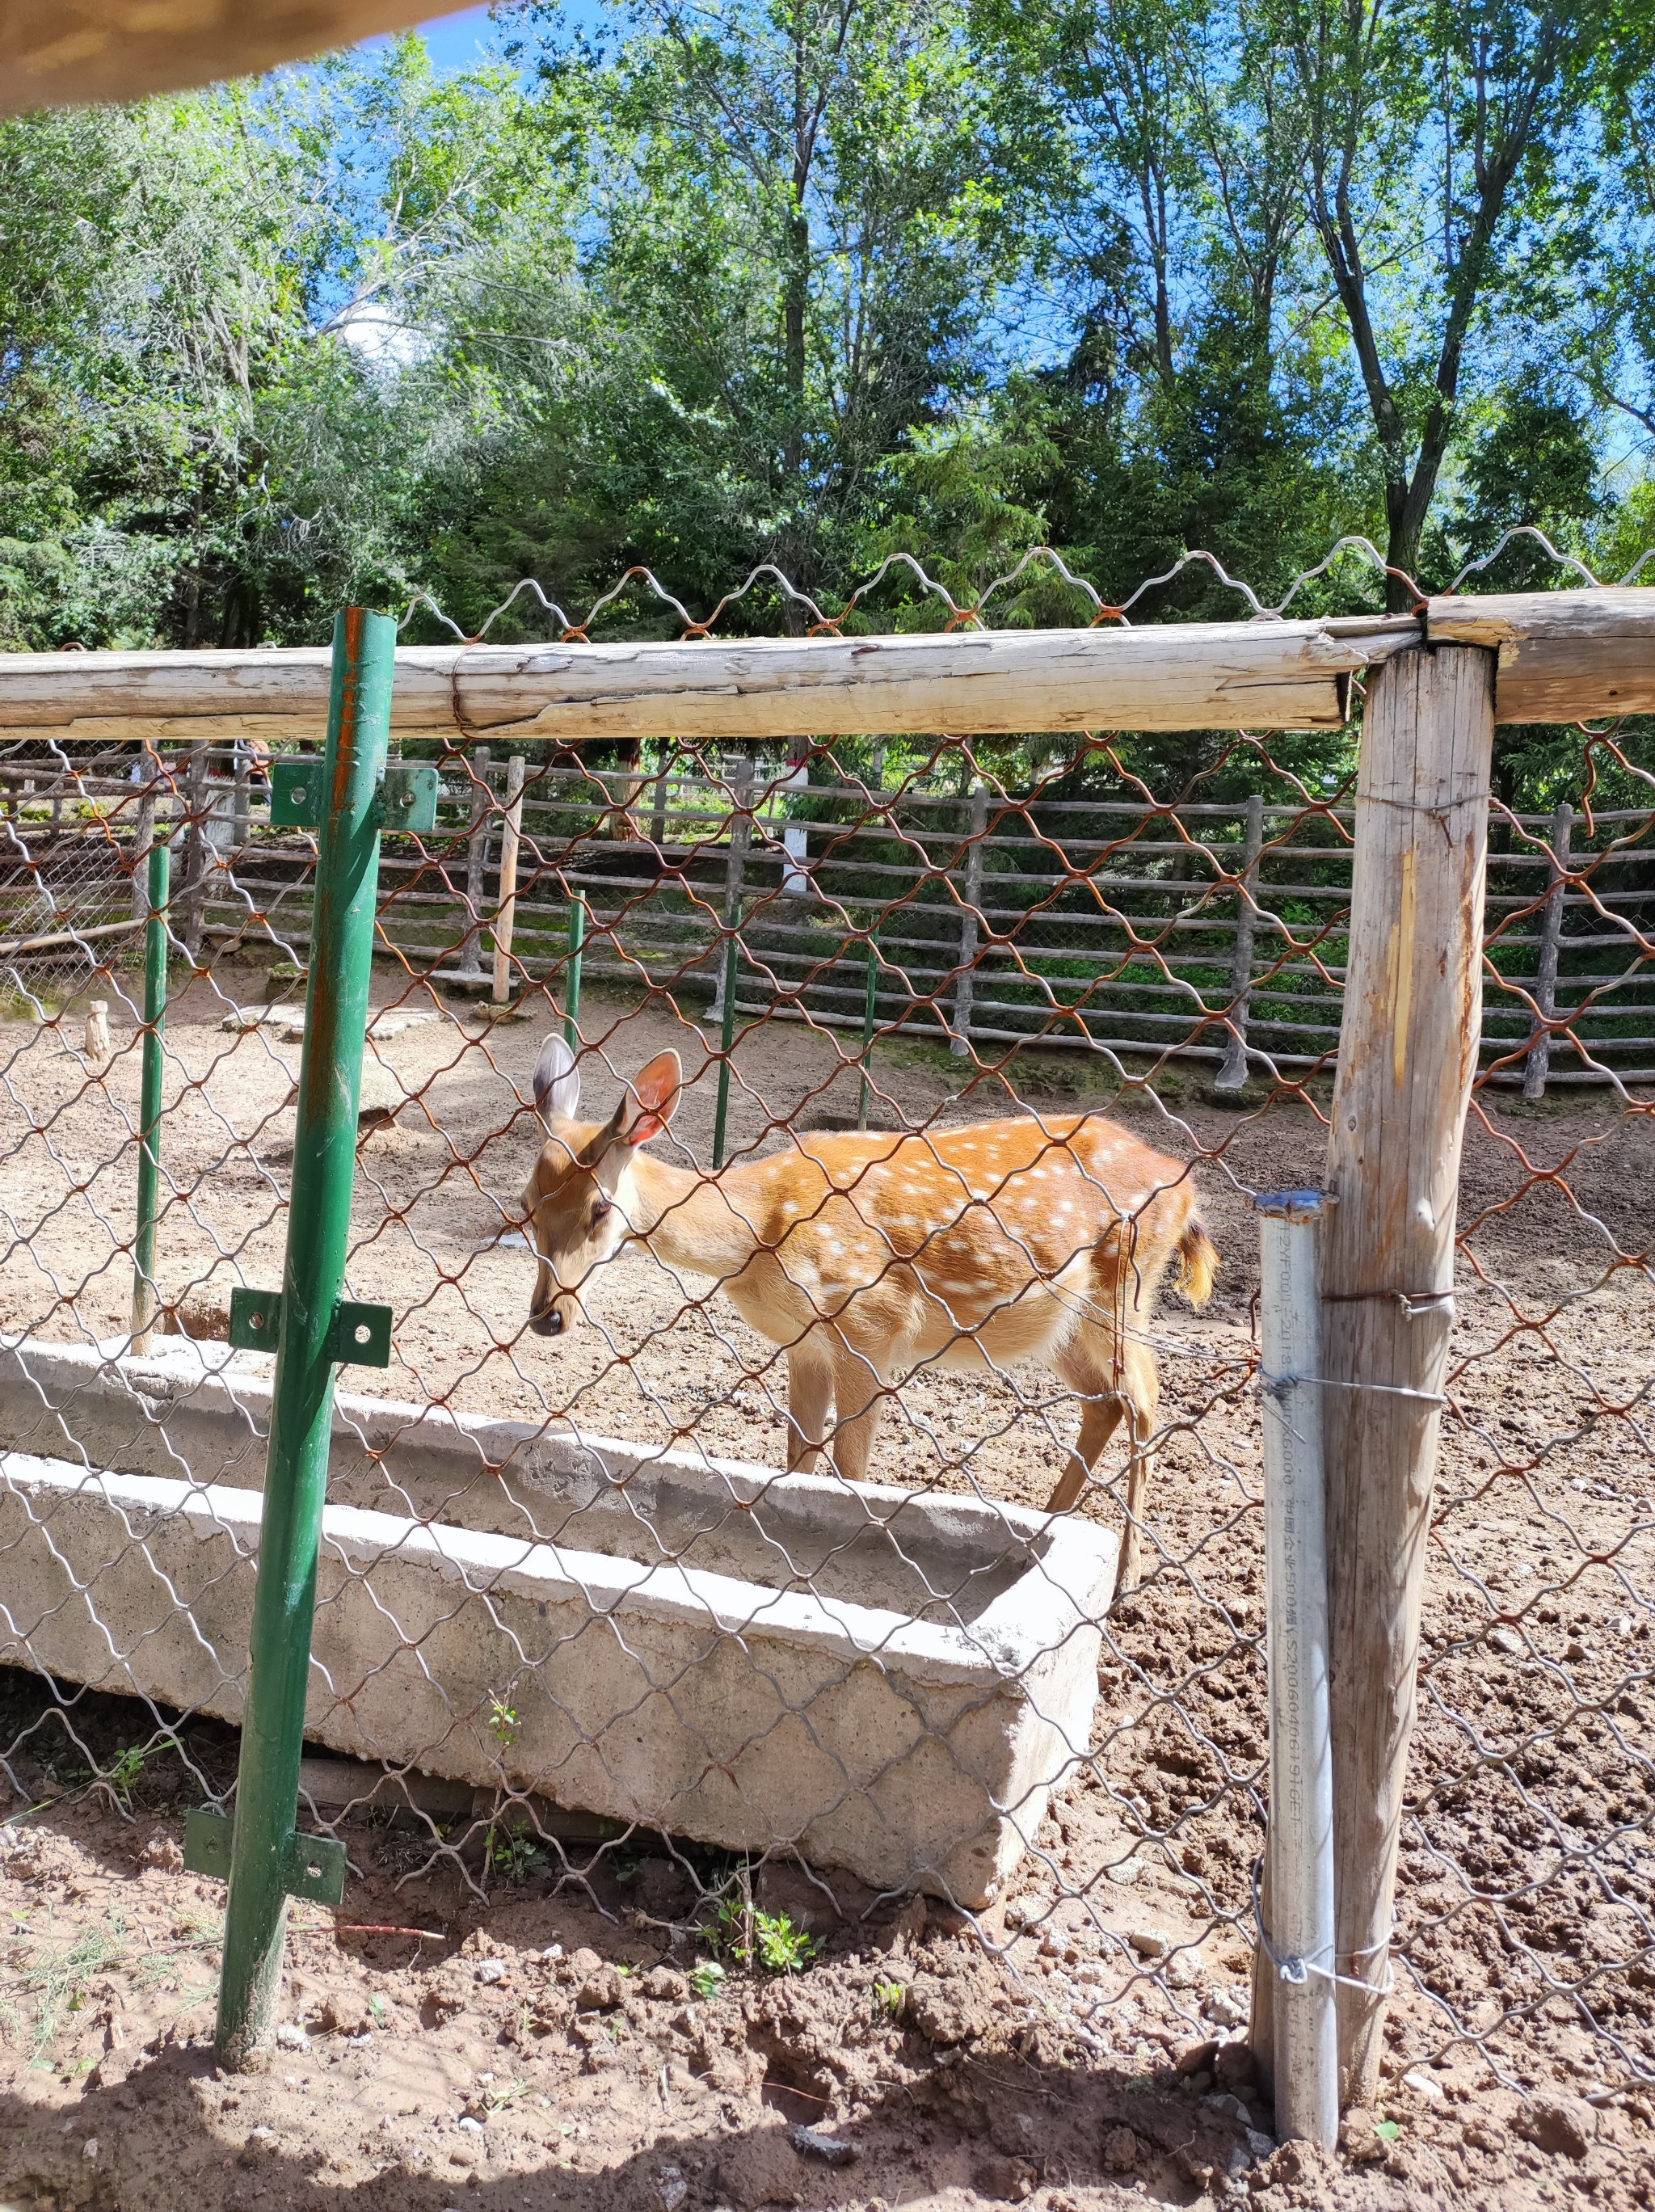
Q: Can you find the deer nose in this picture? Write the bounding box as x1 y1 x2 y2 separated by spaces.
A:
529 1306 564 1338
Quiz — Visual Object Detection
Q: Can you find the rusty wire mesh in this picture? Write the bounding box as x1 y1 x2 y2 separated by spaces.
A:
0 537 1651 2159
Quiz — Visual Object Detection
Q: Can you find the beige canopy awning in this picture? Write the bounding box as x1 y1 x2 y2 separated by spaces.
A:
1 0 435 113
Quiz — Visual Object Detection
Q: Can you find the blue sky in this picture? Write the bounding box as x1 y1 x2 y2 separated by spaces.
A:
354 1 612 73
388 3 499 70
349 2 502 72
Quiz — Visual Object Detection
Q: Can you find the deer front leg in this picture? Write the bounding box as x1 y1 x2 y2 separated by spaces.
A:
785 1344 834 1473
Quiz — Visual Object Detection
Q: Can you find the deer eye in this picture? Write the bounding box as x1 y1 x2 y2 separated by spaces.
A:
591 1197 613 1226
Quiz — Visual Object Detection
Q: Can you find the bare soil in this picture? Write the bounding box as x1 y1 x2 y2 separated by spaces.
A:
2 962 1652 2212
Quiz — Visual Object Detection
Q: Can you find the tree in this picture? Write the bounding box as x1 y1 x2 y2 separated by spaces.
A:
404 0 1030 618
1270 0 1619 603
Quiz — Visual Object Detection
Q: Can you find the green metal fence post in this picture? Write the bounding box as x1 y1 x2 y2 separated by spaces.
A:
857 929 878 1132
129 839 170 1352
712 927 739 1169
564 887 585 1052
213 609 396 2070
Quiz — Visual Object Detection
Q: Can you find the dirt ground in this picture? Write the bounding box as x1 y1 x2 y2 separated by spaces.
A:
2 959 1653 2211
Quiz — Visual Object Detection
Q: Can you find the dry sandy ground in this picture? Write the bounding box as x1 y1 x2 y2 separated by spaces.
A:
1 962 1652 2211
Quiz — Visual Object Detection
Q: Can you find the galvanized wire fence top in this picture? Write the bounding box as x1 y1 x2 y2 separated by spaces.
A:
0 550 1652 2170
392 526 1655 643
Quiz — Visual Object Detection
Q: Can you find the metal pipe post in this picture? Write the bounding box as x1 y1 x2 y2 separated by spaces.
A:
129 839 171 1353
214 609 395 2070
1252 1187 1337 2150
857 930 878 1131
563 888 585 1053
712 928 739 1169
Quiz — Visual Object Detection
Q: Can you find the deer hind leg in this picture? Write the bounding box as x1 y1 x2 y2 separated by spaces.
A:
1114 1334 1162 1596
826 1336 894 1484
1046 1325 1160 1597
1043 1389 1127 1515
785 1342 834 1473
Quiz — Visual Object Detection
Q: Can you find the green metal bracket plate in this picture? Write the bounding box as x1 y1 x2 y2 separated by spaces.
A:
228 1286 284 1351
181 1809 345 1905
183 1805 233 1879
329 1300 393 1367
282 1830 347 1906
379 763 440 834
271 759 437 834
230 1289 392 1365
270 758 326 828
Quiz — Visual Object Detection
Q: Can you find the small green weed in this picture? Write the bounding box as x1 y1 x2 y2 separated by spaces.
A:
487 1696 519 1751
714 1898 821 1974
103 1745 149 1805
873 1977 905 2020
485 1826 542 1884
689 1958 727 1999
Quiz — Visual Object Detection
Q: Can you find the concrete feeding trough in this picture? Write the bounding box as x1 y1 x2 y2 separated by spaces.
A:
0 1336 1114 1903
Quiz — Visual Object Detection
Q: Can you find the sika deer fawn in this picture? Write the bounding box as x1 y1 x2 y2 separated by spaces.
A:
520 1037 1217 1592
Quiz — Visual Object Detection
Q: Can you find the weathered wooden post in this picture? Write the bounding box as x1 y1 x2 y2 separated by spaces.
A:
857 929 879 1131
130 744 159 927
233 740 252 850
950 785 988 1057
1215 791 1265 1093
491 753 525 1005
707 754 753 1028
1319 644 1496 2107
649 740 675 850
180 744 209 959
457 744 492 981
1522 800 1572 1101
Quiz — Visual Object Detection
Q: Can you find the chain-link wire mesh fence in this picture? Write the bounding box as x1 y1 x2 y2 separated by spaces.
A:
1 542 1651 2191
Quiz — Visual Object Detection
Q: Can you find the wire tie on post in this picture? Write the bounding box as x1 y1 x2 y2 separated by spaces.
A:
1256 1371 1450 1409
1322 1285 1456 1321
1251 1859 1397 1996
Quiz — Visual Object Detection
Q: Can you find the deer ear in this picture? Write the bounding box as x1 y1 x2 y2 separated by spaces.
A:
533 1034 581 1123
616 1050 682 1148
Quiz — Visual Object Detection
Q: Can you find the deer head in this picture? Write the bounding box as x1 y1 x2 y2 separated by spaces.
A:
520 1038 682 1338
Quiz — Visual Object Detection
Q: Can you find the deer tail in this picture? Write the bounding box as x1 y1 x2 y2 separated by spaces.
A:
1177 1217 1219 1307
